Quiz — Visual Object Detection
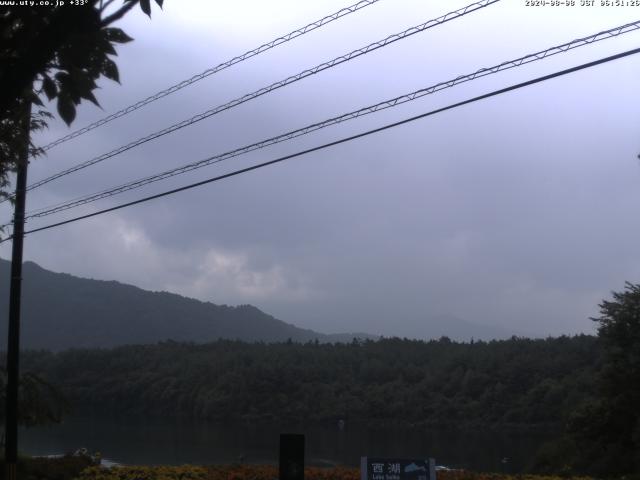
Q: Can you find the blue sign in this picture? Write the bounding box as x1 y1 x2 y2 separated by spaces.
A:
361 457 436 480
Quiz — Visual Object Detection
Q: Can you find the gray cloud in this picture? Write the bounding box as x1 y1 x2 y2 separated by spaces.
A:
2 0 640 340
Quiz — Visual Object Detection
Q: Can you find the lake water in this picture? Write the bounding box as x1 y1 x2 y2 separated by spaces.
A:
20 416 553 473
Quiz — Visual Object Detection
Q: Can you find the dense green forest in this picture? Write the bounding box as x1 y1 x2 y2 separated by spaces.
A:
19 335 600 429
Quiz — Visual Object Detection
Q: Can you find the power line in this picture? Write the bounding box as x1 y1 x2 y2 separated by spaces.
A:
20 20 640 222
41 0 386 152
19 0 499 197
4 46 637 243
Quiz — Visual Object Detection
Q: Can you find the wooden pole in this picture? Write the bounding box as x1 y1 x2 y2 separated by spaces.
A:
4 100 31 480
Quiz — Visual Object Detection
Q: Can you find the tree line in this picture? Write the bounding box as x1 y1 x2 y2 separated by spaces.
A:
18 335 600 429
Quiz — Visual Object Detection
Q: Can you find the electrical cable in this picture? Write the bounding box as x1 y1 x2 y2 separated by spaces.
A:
19 20 640 222
41 0 387 151
17 0 499 198
3 46 636 243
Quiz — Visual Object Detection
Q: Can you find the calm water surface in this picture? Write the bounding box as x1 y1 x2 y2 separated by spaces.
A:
20 416 553 472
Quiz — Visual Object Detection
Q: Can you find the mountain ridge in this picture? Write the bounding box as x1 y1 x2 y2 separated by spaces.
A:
0 259 377 350
0 258 514 350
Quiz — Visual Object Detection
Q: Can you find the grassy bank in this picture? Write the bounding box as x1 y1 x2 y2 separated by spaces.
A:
50 462 597 480
1 457 600 480
0 455 94 480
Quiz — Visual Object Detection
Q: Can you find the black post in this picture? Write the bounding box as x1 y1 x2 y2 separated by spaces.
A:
4 102 30 480
279 433 305 480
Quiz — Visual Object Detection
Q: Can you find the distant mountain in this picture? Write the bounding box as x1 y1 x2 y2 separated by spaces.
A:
0 259 375 351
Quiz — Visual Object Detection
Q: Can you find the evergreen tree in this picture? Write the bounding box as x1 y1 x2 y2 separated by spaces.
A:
570 282 640 475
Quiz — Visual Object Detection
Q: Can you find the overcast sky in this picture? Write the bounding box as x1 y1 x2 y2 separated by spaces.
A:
2 0 640 339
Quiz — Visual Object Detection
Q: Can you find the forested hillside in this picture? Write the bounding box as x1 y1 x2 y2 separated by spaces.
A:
0 259 373 349
20 335 600 429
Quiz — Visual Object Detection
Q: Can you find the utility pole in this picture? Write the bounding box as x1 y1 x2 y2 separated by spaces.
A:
4 100 31 480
